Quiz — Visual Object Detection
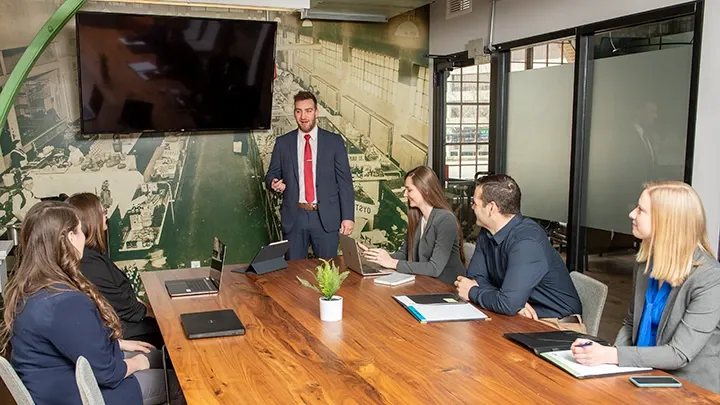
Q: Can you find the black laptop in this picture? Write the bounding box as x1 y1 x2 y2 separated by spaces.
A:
165 237 226 297
180 309 245 339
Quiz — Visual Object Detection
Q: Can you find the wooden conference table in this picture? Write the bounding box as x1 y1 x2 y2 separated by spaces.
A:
142 259 720 404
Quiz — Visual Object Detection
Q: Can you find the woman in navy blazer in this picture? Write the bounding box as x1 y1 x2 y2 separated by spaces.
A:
0 201 184 404
362 166 466 285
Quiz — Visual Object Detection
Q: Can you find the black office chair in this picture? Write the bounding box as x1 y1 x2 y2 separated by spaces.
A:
39 193 69 202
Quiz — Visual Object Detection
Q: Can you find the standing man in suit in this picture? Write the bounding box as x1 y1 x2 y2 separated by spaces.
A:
265 91 355 259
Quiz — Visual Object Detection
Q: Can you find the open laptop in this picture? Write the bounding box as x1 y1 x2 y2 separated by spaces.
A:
339 234 393 276
165 237 227 297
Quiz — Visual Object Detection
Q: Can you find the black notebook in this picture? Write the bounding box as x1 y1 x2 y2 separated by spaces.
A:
504 331 651 379
504 330 610 355
404 293 464 305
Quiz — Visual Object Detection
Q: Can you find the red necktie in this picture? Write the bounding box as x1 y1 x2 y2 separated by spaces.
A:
304 134 315 203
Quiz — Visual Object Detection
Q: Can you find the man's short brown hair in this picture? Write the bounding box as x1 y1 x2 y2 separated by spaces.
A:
294 91 317 108
475 174 522 215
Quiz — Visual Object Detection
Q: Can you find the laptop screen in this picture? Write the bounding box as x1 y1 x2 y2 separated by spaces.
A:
211 237 226 271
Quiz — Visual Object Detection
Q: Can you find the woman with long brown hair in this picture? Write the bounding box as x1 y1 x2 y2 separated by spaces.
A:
67 192 163 349
362 166 465 285
0 201 185 404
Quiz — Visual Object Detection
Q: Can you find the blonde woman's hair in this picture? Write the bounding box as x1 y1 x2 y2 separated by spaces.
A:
636 181 715 286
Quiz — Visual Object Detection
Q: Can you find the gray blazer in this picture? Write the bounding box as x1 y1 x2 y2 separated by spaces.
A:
615 248 720 393
391 208 466 285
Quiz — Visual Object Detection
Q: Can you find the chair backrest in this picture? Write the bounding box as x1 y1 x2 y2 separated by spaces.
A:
0 356 35 405
463 242 475 269
569 271 609 337
75 356 106 405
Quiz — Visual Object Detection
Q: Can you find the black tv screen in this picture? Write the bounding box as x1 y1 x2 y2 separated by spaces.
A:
75 12 276 134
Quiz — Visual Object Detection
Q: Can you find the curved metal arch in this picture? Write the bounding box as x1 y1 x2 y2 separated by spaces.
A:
0 0 87 132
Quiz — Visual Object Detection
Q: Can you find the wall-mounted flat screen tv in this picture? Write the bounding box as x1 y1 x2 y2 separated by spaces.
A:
76 12 276 134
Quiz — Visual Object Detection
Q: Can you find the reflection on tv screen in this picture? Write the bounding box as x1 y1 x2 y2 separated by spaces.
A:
76 12 276 134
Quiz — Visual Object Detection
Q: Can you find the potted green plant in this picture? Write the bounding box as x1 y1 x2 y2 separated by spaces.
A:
297 259 349 322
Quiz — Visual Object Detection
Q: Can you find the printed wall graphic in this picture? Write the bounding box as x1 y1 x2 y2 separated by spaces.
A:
0 1 430 287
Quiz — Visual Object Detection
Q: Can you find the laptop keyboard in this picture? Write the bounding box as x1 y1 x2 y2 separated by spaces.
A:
187 278 213 292
360 257 385 272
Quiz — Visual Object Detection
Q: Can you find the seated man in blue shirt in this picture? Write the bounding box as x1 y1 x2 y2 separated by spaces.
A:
455 174 584 331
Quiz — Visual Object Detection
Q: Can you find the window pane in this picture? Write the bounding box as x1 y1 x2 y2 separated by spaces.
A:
445 125 460 144
446 83 461 102
507 63 574 223
478 106 490 124
461 125 476 143
548 42 563 63
478 83 490 103
584 38 691 233
533 44 548 63
448 69 463 82
460 144 476 165
478 126 489 142
445 145 460 162
461 105 477 123
447 105 461 123
511 49 525 63
447 165 460 179
461 82 478 102
460 165 477 180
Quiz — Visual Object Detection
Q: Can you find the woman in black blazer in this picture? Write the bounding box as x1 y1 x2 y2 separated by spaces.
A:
68 193 164 349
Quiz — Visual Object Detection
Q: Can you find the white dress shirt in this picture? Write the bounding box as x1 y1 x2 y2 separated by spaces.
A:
297 126 318 204
634 123 656 166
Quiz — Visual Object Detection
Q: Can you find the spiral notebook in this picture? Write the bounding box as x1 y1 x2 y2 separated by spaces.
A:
540 350 651 379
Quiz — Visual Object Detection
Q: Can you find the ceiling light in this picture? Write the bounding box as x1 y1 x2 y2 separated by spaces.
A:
300 9 388 23
94 0 309 11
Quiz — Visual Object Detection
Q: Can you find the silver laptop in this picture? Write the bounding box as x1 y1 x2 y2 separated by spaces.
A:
339 234 393 276
165 237 227 297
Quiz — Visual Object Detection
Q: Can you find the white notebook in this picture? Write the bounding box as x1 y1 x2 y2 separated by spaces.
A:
540 350 652 379
394 295 488 323
374 273 415 286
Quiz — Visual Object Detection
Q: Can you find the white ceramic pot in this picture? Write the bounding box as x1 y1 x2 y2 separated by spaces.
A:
319 296 343 322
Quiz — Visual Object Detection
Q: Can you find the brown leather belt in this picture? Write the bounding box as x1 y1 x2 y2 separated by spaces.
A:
297 203 318 211
557 314 583 324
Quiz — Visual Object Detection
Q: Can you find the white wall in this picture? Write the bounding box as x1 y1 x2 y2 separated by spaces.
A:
693 0 720 254
492 0 691 44
429 0 490 55
430 0 690 55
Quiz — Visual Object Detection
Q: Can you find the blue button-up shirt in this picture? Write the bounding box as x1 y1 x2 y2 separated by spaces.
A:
467 215 582 318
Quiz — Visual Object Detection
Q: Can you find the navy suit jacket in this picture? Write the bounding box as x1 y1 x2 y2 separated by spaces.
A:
265 128 354 234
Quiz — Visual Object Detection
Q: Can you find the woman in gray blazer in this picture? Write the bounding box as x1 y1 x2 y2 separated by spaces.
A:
571 181 720 393
361 166 466 285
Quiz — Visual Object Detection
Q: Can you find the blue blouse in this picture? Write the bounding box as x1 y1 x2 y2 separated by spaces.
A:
637 277 672 347
11 287 142 405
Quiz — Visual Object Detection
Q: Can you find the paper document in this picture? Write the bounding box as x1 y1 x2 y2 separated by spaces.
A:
374 273 415 286
541 350 651 378
394 295 488 323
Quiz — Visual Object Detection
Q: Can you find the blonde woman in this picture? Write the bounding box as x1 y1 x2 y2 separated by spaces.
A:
571 181 720 393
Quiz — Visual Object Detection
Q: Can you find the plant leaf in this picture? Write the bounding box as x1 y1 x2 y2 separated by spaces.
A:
297 276 321 294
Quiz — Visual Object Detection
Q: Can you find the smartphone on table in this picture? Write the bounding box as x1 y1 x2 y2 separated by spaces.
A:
629 375 682 388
